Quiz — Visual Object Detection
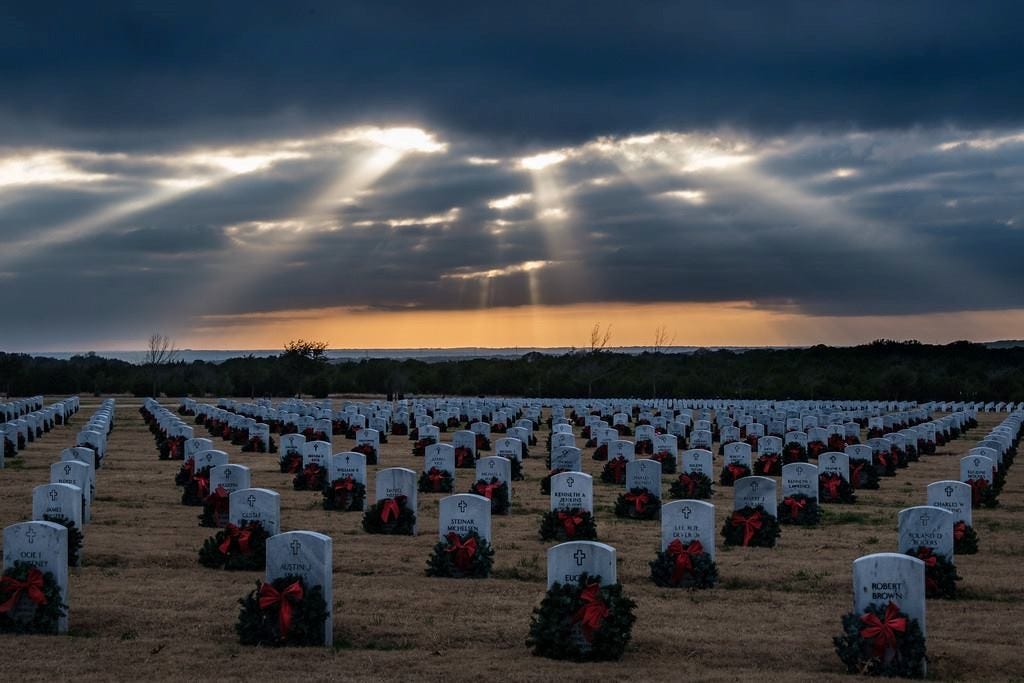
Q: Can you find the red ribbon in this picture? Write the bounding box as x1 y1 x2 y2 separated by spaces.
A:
727 463 747 481
454 446 473 467
953 520 966 543
194 475 210 499
474 480 502 500
258 580 304 640
859 601 907 658
607 457 626 482
914 546 938 568
967 478 988 505
332 476 355 505
624 490 651 513
850 461 865 489
427 468 445 491
558 511 584 537
677 473 697 496
820 474 842 501
730 510 763 546
782 495 807 521
759 454 779 472
379 496 406 523
667 539 704 583
0 567 48 614
572 582 610 643
218 523 253 555
444 532 477 570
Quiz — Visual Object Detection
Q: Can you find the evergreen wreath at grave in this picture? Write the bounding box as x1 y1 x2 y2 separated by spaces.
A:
362 495 416 535
807 440 826 460
391 422 408 436
600 456 628 485
538 508 598 542
174 459 195 486
408 426 419 441
279 450 303 474
649 539 718 589
0 561 67 635
827 434 848 453
475 433 491 452
953 521 978 555
591 443 608 460
526 572 636 662
470 477 511 515
818 472 857 504
782 442 808 464
454 446 475 469
650 450 677 474
614 487 661 520
873 450 897 477
719 462 752 486
322 475 367 511
613 423 633 437
540 468 568 495
753 452 782 476
198 520 270 570
850 460 880 490
779 493 821 526
907 546 959 599
43 514 83 568
181 465 212 506
417 467 454 494
892 446 909 469
669 471 714 499
721 505 781 548
412 437 434 457
351 443 378 466
967 478 998 508
198 485 231 527
425 530 494 578
292 463 327 491
242 435 276 453
833 601 927 678
236 575 327 647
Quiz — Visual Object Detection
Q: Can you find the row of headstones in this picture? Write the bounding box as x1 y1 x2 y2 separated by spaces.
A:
1 396 81 468
1 400 114 633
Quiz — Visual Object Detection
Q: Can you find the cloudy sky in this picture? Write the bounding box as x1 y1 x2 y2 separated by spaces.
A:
3 2 1024 351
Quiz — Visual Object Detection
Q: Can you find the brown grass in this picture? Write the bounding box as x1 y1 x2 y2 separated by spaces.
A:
1 399 1021 681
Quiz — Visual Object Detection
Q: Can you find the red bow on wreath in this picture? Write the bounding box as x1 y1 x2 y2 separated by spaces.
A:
624 490 651 513
666 538 704 583
193 475 210 498
913 546 939 594
782 495 807 521
850 462 866 489
474 480 502 500
967 478 988 505
218 523 253 555
760 454 779 471
333 476 355 494
730 510 763 546
0 567 48 613
558 511 584 537
953 520 966 542
858 601 907 658
427 468 445 491
727 463 747 481
572 582 610 643
301 463 321 481
444 532 477 570
169 440 182 459
258 580 303 640
606 458 626 482
820 475 842 500
379 495 407 523
454 447 473 467
677 473 697 496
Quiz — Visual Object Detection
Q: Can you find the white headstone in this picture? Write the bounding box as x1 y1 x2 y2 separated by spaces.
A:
733 476 777 517
375 467 418 534
229 488 281 536
550 472 593 513
265 531 332 645
546 541 617 589
2 521 69 633
660 500 716 560
926 481 972 526
438 494 491 543
898 506 954 558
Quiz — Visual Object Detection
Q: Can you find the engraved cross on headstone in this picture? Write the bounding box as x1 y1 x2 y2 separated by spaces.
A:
247 494 256 507
944 485 954 497
681 505 692 519
573 549 587 566
26 528 36 544
920 513 930 526
457 500 468 513
64 464 72 475
49 489 59 502
566 476 574 487
290 539 302 556
750 481 759 493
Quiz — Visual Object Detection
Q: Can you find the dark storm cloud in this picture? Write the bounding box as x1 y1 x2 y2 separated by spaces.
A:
1 2 1023 149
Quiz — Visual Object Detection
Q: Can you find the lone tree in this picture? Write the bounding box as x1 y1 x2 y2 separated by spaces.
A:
283 339 329 362
282 339 330 396
580 323 616 397
144 333 180 396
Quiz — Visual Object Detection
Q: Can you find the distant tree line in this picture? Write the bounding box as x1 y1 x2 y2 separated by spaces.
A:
1 339 1022 401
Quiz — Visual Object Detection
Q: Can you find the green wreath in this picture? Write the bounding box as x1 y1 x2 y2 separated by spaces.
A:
362 496 417 535
954 521 978 555
818 472 857 504
834 601 927 678
538 509 598 542
470 478 510 515
719 462 751 486
782 442 808 464
650 450 677 474
236 575 327 647
753 453 782 476
907 546 960 599
425 530 494 579
721 505 781 548
614 488 661 520
293 464 326 491
779 494 821 526
0 561 67 635
42 514 83 568
322 476 367 511
968 478 999 508
198 521 270 571
526 572 637 662
417 468 454 494
669 472 714 499
649 539 718 589
279 451 302 474
181 466 212 506
540 468 568 495
198 485 231 528
510 458 524 481
351 443 378 466
599 456 628 485
850 460 880 490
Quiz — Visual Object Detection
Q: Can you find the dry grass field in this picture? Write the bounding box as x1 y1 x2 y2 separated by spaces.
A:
1 397 1022 681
